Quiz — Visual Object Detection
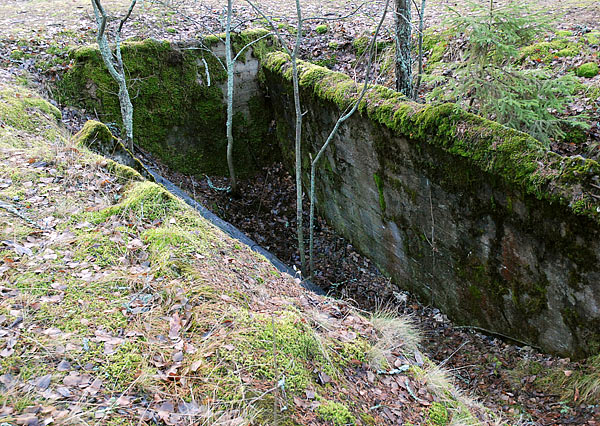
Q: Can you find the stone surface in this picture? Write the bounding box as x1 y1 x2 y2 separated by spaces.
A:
57 37 600 358
264 65 600 358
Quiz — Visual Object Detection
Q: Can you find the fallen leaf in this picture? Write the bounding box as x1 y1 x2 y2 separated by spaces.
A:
56 360 71 371
116 395 131 406
63 372 81 386
33 374 52 390
169 313 182 339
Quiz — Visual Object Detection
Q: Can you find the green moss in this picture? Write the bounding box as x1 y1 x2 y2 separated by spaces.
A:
328 41 339 50
263 51 600 224
226 309 335 394
556 47 578 57
427 402 449 426
576 62 599 78
519 38 574 62
422 30 449 71
13 272 54 295
556 30 573 37
352 36 391 56
360 413 376 425
317 401 356 426
0 84 62 144
335 338 370 366
75 230 124 266
143 224 211 277
0 394 35 413
33 278 129 333
373 173 386 213
352 37 370 56
89 181 183 223
468 284 482 301
564 124 588 144
315 25 328 35
583 31 600 45
105 342 155 391
74 119 117 148
232 28 276 62
10 49 26 60
73 120 157 180
104 158 144 182
314 54 337 69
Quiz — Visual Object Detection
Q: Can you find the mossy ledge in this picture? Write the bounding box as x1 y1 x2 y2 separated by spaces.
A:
262 51 600 224
73 120 153 180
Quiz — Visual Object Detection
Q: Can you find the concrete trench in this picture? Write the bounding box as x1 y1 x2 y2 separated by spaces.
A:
59 34 600 358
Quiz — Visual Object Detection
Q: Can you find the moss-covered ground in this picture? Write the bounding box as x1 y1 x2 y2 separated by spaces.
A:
417 23 600 152
0 81 507 425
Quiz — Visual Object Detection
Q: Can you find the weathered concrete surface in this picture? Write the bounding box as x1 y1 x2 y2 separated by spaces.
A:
263 60 600 358
57 34 277 176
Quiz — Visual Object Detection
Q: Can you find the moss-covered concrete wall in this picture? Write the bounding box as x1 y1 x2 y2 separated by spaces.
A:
55 34 600 357
262 52 600 358
56 32 278 176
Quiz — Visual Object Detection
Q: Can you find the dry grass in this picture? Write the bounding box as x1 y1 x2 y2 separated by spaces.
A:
368 311 421 370
542 354 600 405
366 309 511 426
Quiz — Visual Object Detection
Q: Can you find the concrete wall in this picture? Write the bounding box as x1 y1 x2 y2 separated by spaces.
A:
262 54 600 358
58 35 276 177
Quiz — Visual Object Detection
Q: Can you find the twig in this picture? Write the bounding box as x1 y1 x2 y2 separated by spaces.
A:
439 339 469 368
0 200 41 228
205 175 231 193
455 325 542 350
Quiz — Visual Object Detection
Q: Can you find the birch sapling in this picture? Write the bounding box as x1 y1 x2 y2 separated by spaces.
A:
224 1 273 195
308 0 391 278
246 0 307 274
91 0 137 151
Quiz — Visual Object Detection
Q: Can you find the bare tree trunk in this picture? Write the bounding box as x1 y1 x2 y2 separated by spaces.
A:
394 0 412 96
413 0 426 99
245 0 306 274
223 4 276 195
225 0 238 195
91 0 136 151
292 0 307 275
308 0 390 278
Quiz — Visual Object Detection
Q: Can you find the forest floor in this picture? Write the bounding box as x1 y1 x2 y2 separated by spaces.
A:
0 1 600 425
